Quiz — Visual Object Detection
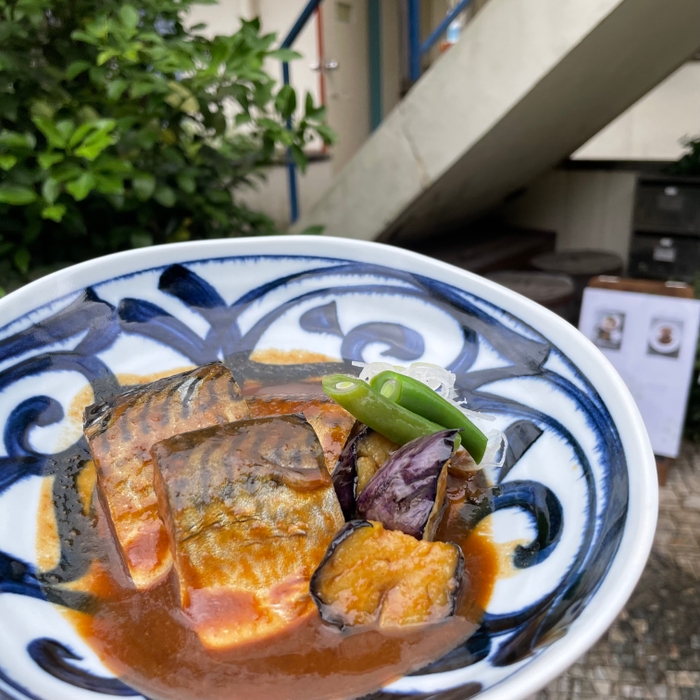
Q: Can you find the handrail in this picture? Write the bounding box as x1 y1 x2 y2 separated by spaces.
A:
282 0 474 225
408 0 474 82
281 0 323 49
280 0 325 224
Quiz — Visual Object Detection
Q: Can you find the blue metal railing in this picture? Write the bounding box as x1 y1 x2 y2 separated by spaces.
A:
280 0 324 224
407 0 473 82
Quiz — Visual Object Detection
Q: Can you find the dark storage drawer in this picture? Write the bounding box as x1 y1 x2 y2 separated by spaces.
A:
628 233 700 282
633 179 700 236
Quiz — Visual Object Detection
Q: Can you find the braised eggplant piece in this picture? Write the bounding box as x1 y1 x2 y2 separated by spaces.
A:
310 520 464 629
356 429 398 492
356 429 458 540
247 390 355 473
83 363 249 589
332 427 398 519
151 414 345 650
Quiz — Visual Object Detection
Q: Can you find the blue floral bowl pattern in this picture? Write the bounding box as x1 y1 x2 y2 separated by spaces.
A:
0 238 656 700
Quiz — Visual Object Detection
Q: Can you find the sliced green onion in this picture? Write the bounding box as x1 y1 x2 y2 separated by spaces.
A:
322 374 460 450
369 370 488 464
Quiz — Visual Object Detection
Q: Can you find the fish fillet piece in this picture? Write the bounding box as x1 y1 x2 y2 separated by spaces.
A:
246 388 355 473
84 363 250 590
151 414 345 649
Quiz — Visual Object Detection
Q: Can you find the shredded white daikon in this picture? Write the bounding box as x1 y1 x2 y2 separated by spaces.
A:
352 361 507 470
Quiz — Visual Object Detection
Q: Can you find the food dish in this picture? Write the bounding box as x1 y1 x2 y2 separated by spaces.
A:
0 236 657 700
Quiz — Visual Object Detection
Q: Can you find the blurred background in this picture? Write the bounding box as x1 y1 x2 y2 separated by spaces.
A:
2 1 700 697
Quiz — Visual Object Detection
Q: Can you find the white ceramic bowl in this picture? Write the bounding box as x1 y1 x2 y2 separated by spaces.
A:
0 236 657 700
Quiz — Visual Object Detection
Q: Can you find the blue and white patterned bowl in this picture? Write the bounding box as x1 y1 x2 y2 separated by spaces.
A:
0 236 657 700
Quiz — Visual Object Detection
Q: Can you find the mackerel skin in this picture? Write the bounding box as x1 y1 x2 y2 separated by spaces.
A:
246 389 355 473
84 363 250 590
151 414 345 650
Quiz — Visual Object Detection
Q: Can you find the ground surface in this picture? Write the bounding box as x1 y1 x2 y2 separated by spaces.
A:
528 442 700 700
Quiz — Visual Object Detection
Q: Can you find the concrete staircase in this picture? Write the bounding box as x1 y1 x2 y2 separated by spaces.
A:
292 0 700 244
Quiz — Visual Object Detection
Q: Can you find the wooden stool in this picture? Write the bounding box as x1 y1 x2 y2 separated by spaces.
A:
485 271 576 322
531 249 624 321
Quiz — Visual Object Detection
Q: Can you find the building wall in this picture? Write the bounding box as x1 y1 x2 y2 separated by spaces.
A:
574 62 700 161
237 159 334 231
502 169 638 265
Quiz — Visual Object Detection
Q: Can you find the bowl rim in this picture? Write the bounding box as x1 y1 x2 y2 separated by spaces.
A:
0 235 657 700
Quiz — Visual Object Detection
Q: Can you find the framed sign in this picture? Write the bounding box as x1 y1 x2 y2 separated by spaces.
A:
579 282 700 458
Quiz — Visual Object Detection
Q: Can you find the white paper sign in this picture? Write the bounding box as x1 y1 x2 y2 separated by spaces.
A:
579 288 700 458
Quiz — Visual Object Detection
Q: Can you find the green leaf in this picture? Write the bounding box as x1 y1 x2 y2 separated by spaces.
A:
267 48 302 62
74 132 115 160
41 178 60 204
37 152 64 170
207 189 231 204
51 163 83 183
0 155 17 170
0 185 37 205
0 130 34 150
65 60 91 80
30 101 55 120
41 204 67 222
95 175 124 195
130 81 156 98
304 92 326 120
154 185 176 207
70 29 99 45
315 123 337 145
132 173 156 201
107 79 129 101
177 173 196 194
235 112 252 126
290 144 307 174
130 231 153 248
97 48 118 66
119 5 140 29
14 248 30 274
55 120 75 144
66 172 96 201
275 85 296 120
32 117 67 148
165 82 199 114
68 122 96 148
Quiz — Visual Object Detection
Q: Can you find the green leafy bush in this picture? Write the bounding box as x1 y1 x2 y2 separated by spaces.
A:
0 0 333 285
669 137 700 176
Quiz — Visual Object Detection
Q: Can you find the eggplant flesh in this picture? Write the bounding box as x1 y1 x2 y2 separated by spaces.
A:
356 430 397 492
332 427 398 520
356 430 458 540
310 520 464 629
151 414 345 650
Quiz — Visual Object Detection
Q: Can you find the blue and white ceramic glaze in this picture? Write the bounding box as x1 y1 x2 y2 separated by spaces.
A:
0 237 657 700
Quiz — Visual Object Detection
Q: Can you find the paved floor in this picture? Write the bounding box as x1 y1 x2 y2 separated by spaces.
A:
529 441 700 700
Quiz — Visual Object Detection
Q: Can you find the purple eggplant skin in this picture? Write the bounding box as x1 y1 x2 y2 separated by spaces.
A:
331 426 369 520
356 429 458 540
309 520 373 628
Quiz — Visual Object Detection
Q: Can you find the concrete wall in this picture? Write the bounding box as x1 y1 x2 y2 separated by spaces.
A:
574 62 700 162
502 169 637 265
237 160 334 231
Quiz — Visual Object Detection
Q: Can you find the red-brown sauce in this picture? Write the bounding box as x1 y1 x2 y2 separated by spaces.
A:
42 373 498 700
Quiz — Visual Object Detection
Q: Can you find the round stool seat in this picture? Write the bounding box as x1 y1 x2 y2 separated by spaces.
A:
485 271 576 321
530 249 622 277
